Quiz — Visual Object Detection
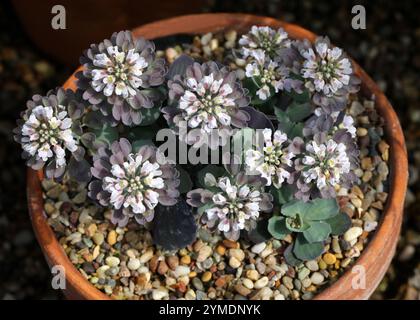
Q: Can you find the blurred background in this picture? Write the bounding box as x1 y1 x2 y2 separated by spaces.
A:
0 0 418 300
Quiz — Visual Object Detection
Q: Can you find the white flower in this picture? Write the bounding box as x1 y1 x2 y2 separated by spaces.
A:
91 46 148 99
245 50 294 101
175 73 235 133
300 39 352 96
205 176 263 236
339 114 357 138
245 129 295 188
239 26 290 59
301 139 351 190
102 153 164 215
20 105 77 167
314 108 357 138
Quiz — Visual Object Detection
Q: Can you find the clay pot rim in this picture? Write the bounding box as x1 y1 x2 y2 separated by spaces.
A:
27 13 407 300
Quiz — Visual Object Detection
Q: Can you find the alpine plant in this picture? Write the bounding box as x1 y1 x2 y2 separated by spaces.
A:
77 30 167 126
162 61 250 149
88 138 180 226
187 172 273 241
14 88 85 179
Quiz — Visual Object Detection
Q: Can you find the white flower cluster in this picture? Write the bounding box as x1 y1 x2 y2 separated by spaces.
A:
239 26 290 59
21 105 77 167
205 176 263 236
245 50 292 100
301 139 351 190
245 129 295 188
300 39 352 96
176 74 235 133
103 153 164 215
91 46 148 98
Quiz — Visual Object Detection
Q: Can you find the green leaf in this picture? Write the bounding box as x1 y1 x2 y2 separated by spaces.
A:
326 212 352 235
273 107 304 139
305 198 340 221
283 244 303 267
293 234 324 261
247 219 272 244
288 122 304 139
303 221 332 243
281 199 311 217
197 165 226 188
132 139 154 152
286 89 311 103
270 185 294 205
177 166 193 194
92 122 118 147
139 106 161 126
285 214 310 232
125 125 157 141
197 203 213 215
286 102 313 122
274 107 288 123
267 216 291 240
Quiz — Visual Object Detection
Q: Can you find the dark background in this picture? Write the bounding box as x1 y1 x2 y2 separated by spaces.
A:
0 0 418 299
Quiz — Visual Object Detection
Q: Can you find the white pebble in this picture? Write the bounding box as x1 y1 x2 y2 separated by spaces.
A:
251 242 266 254
344 227 363 242
127 258 141 271
139 249 153 263
310 272 325 285
105 256 120 267
152 287 169 300
173 266 190 278
254 276 269 289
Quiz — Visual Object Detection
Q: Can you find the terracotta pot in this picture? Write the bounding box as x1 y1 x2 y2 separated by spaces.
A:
27 13 408 300
11 0 203 67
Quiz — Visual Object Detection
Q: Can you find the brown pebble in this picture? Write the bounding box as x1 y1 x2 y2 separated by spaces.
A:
177 281 187 293
158 261 169 275
136 274 148 288
222 239 239 249
215 276 226 288
166 256 179 270
235 284 251 296
149 255 159 273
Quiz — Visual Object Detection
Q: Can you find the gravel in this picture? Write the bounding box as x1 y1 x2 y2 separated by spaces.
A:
1 0 419 300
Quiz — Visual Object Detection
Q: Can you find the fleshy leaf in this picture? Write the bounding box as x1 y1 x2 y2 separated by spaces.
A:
284 244 303 267
281 199 311 217
304 198 340 221
152 199 197 251
67 156 91 183
286 102 313 122
293 234 324 261
177 166 193 194
326 212 352 235
268 216 291 240
139 105 161 126
166 54 194 79
271 185 294 205
93 122 118 147
132 139 154 151
242 106 274 130
285 214 310 232
303 221 332 243
247 218 272 244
